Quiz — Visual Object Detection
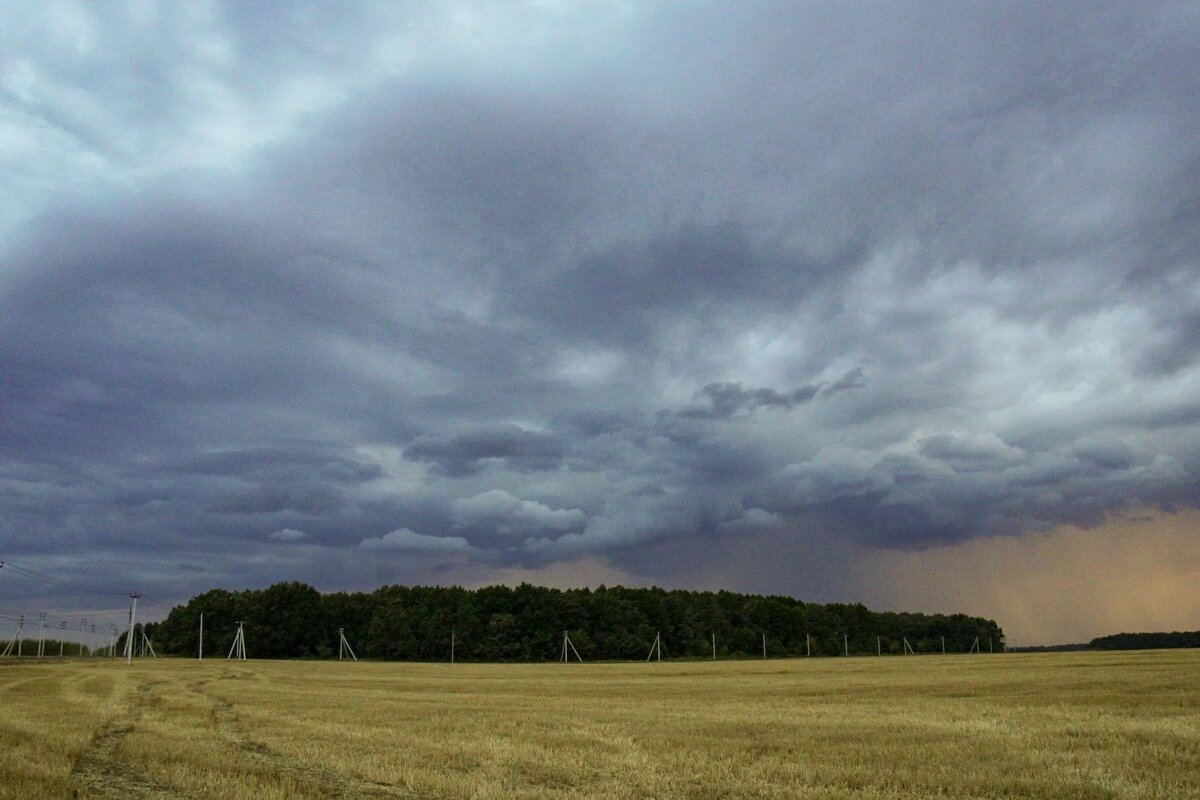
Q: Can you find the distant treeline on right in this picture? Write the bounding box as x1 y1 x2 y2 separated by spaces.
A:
1089 631 1200 650
1009 630 1200 652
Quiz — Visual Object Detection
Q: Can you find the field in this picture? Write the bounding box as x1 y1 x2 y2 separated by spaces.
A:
1 651 1197 799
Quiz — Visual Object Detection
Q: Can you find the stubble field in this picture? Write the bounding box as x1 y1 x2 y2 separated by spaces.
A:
0 650 1197 799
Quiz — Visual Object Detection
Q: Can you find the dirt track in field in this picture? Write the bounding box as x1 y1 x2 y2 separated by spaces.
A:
190 673 417 799
70 671 417 799
70 682 180 800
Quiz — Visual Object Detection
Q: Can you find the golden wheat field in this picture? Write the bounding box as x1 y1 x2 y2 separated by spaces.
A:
0 650 1197 800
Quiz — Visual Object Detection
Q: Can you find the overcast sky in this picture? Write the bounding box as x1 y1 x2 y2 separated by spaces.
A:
2 1 1198 644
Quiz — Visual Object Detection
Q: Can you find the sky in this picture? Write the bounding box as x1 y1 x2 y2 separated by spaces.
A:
2 1 1198 645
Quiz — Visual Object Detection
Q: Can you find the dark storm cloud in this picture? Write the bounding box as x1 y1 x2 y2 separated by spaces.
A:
2 1 1199 609
1071 438 1137 472
403 424 566 477
516 224 840 346
676 368 865 419
172 449 383 484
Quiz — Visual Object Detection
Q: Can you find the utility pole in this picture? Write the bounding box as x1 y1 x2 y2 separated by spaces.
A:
140 629 157 658
227 621 247 660
37 612 46 658
125 594 140 665
59 620 66 657
806 633 811 657
199 613 203 660
2 615 23 658
646 631 662 662
712 632 716 660
451 629 455 665
560 631 582 662
844 633 849 656
338 627 357 662
762 633 767 660
877 635 881 656
941 636 946 655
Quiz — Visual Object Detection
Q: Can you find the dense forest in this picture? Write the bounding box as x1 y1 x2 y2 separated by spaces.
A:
1005 631 1200 652
1088 631 1200 650
140 582 1004 661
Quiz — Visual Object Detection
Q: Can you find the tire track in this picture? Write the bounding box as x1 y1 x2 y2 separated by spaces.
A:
191 675 421 799
70 681 185 800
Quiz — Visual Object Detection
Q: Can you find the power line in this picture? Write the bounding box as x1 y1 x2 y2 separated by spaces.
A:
0 559 141 599
0 607 126 625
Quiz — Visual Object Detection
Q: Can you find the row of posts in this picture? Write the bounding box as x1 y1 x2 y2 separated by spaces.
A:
183 623 998 663
1 592 157 663
9 609 997 663
2 613 127 658
555 630 995 663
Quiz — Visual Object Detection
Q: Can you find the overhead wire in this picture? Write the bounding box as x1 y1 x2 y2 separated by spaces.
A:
0 606 128 622
0 561 157 657
0 560 137 598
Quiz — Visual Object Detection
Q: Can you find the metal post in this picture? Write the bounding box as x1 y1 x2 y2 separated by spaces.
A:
451 629 455 665
762 633 767 660
941 635 945 655
199 613 203 660
712 632 716 660
125 594 139 665
806 633 811 657
338 628 357 662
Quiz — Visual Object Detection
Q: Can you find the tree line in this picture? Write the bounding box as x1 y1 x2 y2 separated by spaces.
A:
142 582 1004 661
1088 631 1200 650
994 630 1200 653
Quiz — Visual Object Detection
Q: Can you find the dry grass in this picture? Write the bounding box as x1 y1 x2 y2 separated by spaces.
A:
1 650 1197 799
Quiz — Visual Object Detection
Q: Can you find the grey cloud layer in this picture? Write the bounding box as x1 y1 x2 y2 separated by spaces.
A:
2 1 1198 604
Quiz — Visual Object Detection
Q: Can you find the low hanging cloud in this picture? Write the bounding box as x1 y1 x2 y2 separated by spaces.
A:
403 424 566 477
918 433 1025 471
677 368 866 419
268 528 308 542
358 528 473 554
451 490 586 536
